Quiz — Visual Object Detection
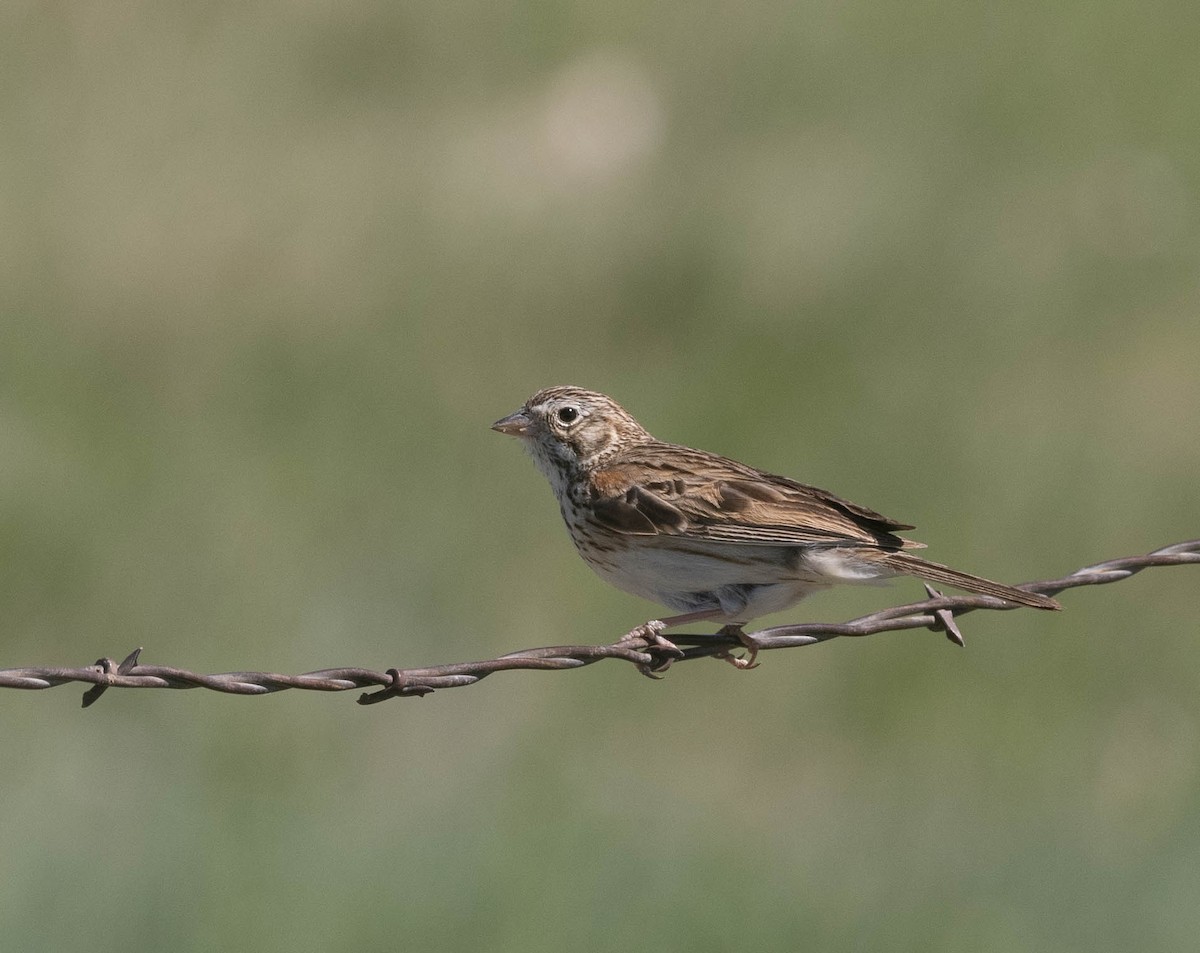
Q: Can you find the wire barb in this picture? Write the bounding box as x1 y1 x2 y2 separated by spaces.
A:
0 540 1196 707
923 584 965 647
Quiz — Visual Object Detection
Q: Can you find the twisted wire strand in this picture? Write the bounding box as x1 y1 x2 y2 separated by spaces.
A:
1 540 1195 707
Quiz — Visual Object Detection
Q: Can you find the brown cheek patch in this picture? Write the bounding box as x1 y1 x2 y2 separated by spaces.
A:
590 469 632 496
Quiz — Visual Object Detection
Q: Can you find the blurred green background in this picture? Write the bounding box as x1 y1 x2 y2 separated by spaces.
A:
2 0 1198 950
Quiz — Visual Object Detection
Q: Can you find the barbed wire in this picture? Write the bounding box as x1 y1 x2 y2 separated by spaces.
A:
1 539 1195 708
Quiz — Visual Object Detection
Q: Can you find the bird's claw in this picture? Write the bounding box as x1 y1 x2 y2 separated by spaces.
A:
620 620 684 656
715 624 760 670
716 648 759 670
636 658 673 679
620 620 685 678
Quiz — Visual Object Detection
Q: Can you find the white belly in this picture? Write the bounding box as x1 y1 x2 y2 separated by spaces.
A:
579 537 890 622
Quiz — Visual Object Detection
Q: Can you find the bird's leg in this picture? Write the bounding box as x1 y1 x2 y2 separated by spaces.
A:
618 609 726 655
713 624 760 670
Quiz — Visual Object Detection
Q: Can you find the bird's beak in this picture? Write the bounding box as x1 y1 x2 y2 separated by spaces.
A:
491 409 533 437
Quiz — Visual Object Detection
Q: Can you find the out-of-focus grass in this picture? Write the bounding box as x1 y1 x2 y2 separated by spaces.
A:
1 1 1198 951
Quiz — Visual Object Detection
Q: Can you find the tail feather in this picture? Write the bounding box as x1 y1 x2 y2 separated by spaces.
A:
883 552 1060 610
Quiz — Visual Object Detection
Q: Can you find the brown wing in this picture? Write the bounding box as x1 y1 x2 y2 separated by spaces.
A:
588 442 918 551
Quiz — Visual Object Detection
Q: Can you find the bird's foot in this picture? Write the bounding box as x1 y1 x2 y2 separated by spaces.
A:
713 624 760 670
619 620 684 677
619 619 682 653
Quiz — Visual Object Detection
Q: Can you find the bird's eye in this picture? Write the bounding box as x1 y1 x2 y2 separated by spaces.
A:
557 406 579 425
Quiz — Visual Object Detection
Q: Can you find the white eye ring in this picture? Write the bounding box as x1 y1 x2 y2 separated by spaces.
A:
556 406 580 425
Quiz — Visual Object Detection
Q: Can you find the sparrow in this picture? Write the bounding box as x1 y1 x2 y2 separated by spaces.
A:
493 386 1059 660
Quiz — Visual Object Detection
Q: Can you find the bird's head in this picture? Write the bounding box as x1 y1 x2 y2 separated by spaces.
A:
492 386 649 487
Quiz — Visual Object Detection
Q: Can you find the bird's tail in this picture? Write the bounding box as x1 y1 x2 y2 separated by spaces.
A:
883 552 1060 610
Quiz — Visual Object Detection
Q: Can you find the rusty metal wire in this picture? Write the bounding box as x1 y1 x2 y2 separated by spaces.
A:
1 540 1196 707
